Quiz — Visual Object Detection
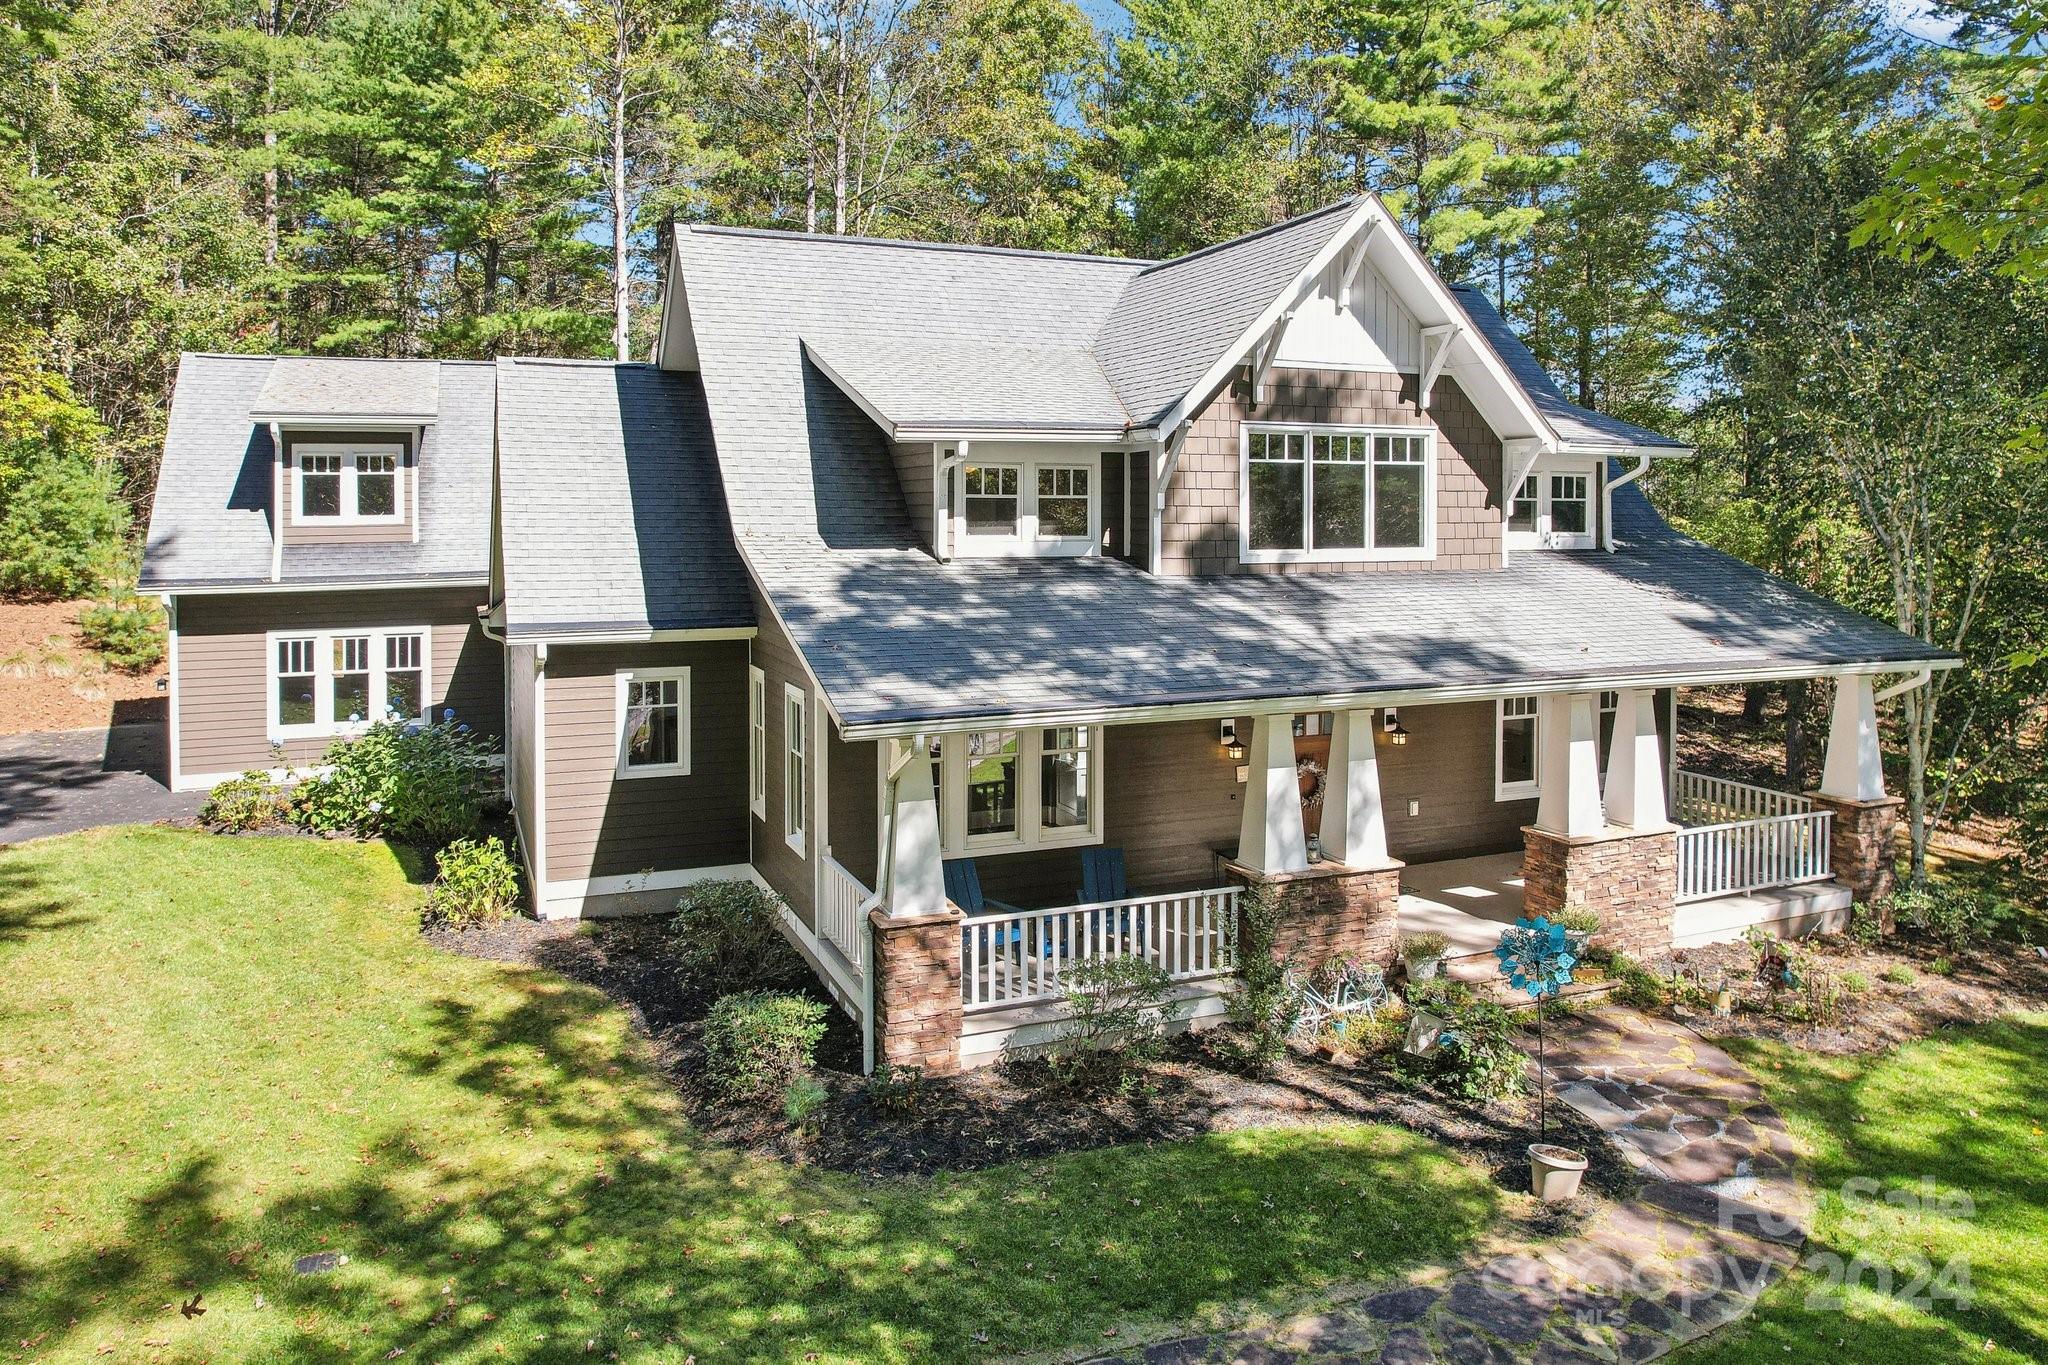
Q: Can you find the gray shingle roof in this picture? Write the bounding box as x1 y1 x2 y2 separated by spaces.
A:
141 354 494 591
495 359 751 637
802 336 1130 433
757 482 1953 734
252 356 440 420
1451 286 1686 450
1096 198 1358 429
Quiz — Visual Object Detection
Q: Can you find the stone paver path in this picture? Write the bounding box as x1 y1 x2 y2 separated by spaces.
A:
1081 1009 1810 1364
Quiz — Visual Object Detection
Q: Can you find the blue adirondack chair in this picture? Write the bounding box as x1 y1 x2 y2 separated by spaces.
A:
945 858 1039 948
1074 847 1145 954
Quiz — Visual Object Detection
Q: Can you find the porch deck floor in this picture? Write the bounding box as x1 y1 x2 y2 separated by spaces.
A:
1396 851 1526 961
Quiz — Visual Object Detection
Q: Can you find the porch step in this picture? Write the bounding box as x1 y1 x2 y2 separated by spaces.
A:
1672 879 1854 948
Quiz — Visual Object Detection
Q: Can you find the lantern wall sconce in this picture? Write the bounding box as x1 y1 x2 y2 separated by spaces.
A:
1382 708 1410 745
1220 718 1245 761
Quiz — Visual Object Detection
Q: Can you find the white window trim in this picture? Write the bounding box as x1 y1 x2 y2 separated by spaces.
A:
1238 422 1436 565
291 443 407 525
748 665 767 819
783 683 807 857
951 450 1101 558
265 626 432 741
905 726 1104 857
1507 458 1601 551
613 666 691 779
1495 696 1541 801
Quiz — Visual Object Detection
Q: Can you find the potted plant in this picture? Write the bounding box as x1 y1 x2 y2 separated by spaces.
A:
1495 916 1588 1202
1556 908 1601 957
1400 931 1451 983
1401 978 1452 1057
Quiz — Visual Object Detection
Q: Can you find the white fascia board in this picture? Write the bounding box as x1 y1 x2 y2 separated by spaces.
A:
1555 441 1696 459
837 657 1963 742
510 625 758 645
151 576 489 595
897 425 1138 444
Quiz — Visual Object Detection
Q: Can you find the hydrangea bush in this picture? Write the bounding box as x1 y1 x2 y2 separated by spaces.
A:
299 710 498 844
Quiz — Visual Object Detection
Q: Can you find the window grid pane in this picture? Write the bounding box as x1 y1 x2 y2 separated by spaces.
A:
332 636 371 725
965 730 1019 837
276 638 316 727
1040 725 1090 830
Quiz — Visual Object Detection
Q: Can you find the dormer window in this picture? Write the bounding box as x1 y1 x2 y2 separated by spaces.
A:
293 443 405 524
950 448 1100 557
1508 461 1600 551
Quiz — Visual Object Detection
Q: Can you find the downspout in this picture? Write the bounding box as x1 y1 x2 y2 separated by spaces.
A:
1874 667 1932 704
1602 453 1652 552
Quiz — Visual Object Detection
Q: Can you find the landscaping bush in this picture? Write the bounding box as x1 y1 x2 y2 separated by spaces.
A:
0 459 127 599
1027 957 1182 1093
1884 883 2016 949
782 1075 829 1129
1400 979 1524 1100
200 771 296 832
423 836 521 929
1841 969 1872 994
1596 950 1669 1008
1215 884 1301 1075
701 991 828 1103
77 594 164 672
1399 930 1450 967
299 714 497 845
669 879 803 996
1881 963 1917 986
866 1063 923 1115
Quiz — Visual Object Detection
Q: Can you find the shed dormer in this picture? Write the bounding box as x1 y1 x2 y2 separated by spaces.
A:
249 357 440 552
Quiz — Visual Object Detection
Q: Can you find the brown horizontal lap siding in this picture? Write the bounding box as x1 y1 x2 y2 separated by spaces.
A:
1378 700 1533 863
1161 369 1503 576
279 429 416 546
539 640 748 885
752 587 815 927
174 585 499 778
827 725 879 888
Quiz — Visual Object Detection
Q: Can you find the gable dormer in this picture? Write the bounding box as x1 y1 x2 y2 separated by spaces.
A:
249 358 439 551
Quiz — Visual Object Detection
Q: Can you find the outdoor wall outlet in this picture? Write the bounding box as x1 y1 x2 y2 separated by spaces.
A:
1407 798 1421 817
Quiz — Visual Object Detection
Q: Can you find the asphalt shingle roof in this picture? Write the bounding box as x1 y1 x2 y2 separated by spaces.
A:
495 359 751 637
802 336 1131 432
141 354 494 591
252 356 440 420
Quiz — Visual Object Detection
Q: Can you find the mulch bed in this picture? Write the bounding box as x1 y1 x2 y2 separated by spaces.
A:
0 597 165 735
428 911 1635 1223
1635 932 2048 1055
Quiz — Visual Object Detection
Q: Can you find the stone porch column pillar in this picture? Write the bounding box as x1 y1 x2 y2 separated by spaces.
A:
871 737 961 1072
1237 713 1309 874
1814 674 1904 905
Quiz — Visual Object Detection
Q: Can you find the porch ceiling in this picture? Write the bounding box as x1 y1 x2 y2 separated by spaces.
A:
760 485 1957 737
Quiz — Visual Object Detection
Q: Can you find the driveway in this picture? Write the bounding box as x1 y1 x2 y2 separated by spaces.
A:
0 724 206 846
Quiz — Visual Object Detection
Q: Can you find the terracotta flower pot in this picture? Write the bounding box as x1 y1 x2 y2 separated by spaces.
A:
1529 1143 1588 1202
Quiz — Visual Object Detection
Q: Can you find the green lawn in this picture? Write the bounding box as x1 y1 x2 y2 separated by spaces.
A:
1679 1016 2048 1363
0 828 1513 1363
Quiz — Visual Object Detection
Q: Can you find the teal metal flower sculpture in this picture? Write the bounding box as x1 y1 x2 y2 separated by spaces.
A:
1494 915 1578 1137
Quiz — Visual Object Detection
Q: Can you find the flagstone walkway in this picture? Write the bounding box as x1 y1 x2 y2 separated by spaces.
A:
1080 1009 1810 1364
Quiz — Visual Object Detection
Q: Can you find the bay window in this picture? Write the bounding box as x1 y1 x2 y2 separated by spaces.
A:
1244 425 1433 561
268 627 430 738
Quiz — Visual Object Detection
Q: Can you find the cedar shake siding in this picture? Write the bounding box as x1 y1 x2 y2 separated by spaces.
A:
1160 369 1504 576
538 640 748 885
279 428 417 546
172 585 499 781
751 585 816 928
890 439 936 551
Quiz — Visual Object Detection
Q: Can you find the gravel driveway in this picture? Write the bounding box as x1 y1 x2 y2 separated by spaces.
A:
0 724 206 847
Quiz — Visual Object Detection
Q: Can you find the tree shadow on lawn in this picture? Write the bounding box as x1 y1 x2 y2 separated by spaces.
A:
0 851 94 946
4 965 1512 1363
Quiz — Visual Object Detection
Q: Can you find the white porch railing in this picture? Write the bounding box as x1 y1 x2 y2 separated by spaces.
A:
1677 809 1834 902
960 886 1241 1012
818 856 869 974
1675 769 1814 826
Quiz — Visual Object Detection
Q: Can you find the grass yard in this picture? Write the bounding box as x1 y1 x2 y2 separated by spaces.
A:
1679 1016 2048 1363
0 828 1516 1363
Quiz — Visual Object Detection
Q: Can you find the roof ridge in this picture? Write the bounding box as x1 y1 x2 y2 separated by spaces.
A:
1132 197 1359 278
682 222 1153 268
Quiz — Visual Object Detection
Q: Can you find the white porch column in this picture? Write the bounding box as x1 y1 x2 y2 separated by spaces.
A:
1237 713 1309 874
1820 674 1886 802
884 737 947 916
1603 688 1668 829
1535 692 1605 837
1321 708 1390 866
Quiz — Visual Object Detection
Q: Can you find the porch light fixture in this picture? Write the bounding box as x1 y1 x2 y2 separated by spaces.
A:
1221 719 1245 761
1382 709 1410 746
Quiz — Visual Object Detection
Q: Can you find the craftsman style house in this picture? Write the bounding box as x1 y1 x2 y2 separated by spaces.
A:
143 196 1953 1071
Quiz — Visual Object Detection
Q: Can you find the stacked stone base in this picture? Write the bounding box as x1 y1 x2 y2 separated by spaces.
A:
1522 824 1678 959
1222 858 1404 966
868 906 964 1073
1811 793 1904 904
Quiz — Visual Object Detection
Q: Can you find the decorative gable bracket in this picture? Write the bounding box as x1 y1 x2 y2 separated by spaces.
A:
1418 323 1463 409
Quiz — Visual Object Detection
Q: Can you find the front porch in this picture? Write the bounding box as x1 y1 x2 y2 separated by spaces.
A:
826 672 1905 1073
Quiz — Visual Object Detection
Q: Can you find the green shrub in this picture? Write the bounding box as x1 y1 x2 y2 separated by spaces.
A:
865 1063 924 1116
1881 963 1917 986
1929 955 1956 976
782 1075 829 1128
702 991 828 1103
1216 885 1301 1076
0 459 128 599
1401 979 1523 1100
1555 908 1603 936
200 771 295 832
1600 951 1670 1008
1884 884 2015 949
423 836 521 929
669 879 803 996
1841 970 1872 994
1797 971 1847 1026
77 595 164 672
299 715 497 845
1399 930 1450 964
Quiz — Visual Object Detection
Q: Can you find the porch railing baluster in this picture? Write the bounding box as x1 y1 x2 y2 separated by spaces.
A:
956 884 1242 1013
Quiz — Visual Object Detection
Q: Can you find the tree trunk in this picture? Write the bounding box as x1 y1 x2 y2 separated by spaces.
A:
611 65 631 361
804 86 818 234
1742 684 1768 725
1906 691 1930 887
1783 677 1808 791
1578 253 1595 407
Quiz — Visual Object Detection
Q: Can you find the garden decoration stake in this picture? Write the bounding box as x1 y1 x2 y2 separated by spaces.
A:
1494 916 1578 1137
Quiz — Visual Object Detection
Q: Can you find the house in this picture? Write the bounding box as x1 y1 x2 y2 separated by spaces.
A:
142 196 1956 1072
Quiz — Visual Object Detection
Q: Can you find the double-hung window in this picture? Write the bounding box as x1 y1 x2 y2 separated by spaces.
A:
1496 696 1540 800
268 627 430 738
615 667 690 778
783 684 807 855
1507 462 1599 550
292 444 405 524
915 726 1103 854
1244 426 1432 562
951 451 1100 555
748 666 767 818
962 464 1021 537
